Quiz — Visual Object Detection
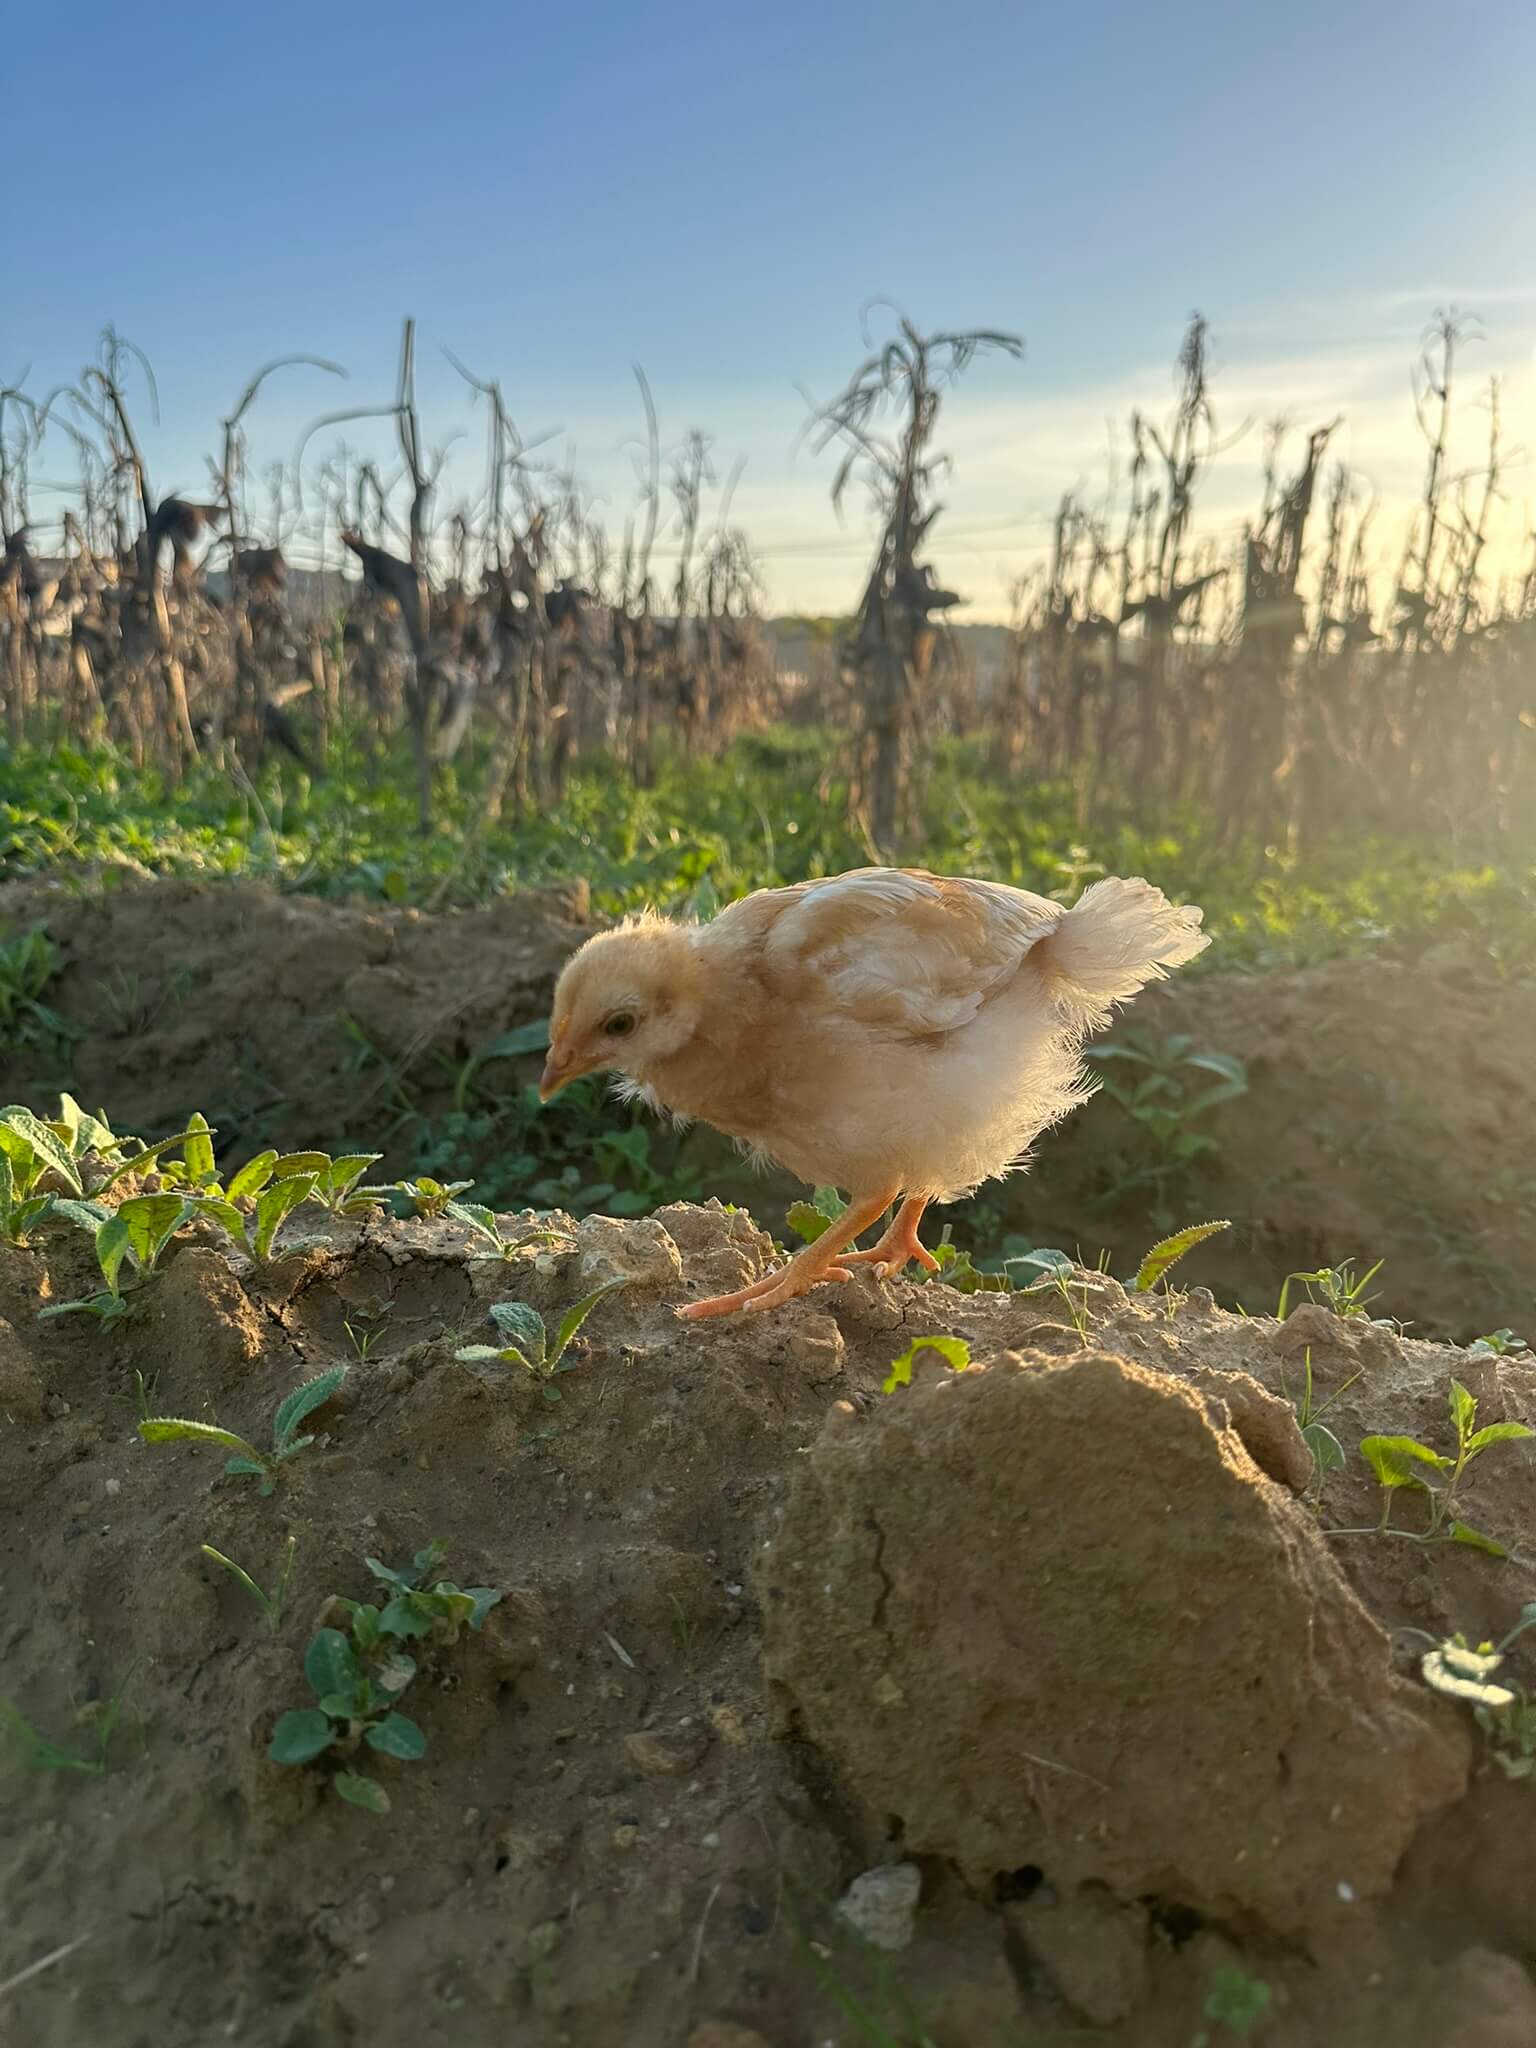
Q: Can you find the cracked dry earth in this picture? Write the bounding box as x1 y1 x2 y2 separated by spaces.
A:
4 1199 1536 2047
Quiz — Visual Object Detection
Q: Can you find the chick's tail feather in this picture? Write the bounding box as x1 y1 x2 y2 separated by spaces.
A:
1035 877 1209 1034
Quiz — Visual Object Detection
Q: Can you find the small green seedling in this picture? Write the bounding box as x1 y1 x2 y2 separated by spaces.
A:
443 1201 574 1261
202 1534 298 1632
190 1171 323 1261
1281 1346 1361 1503
0 1104 89 1247
1194 1963 1272 2040
1345 1379 1534 1553
1134 1219 1231 1293
269 1545 500 1814
1468 1329 1528 1360
392 1176 474 1218
1277 1257 1384 1323
353 1540 502 1643
139 1365 348 1496
1014 1247 1096 1345
883 1335 971 1394
455 1280 628 1401
0 1666 137 1776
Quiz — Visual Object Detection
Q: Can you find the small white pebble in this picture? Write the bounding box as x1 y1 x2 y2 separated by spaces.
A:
657 1818 671 1831
701 1831 721 1849
104 1478 121 1497
1337 1881 1356 1902
566 1683 576 1696
725 1583 743 1597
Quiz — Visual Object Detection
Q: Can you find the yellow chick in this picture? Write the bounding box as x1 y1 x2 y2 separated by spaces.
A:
540 868 1208 1317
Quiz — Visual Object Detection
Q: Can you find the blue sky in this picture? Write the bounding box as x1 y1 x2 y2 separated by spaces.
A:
7 0 1534 615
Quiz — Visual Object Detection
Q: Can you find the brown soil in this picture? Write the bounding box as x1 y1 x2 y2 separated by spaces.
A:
4 1194 1536 2047
2 875 1531 1340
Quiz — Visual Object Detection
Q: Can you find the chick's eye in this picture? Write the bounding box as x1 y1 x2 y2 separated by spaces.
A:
604 1011 637 1039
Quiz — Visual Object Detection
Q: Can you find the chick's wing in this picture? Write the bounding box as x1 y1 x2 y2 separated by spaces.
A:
747 867 1062 1037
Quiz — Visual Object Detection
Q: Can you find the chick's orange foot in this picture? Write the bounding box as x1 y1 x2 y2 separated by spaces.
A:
676 1185 900 1320
838 1195 939 1279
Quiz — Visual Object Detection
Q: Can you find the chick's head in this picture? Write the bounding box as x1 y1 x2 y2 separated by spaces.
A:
540 915 700 1101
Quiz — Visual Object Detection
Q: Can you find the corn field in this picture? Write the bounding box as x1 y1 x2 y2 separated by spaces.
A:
2 310 1530 855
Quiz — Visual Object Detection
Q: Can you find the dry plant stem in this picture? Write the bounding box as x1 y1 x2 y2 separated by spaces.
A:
677 1185 900 1319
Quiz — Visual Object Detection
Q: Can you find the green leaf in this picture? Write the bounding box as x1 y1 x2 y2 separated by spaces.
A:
304 1629 360 1700
118 1192 193 1270
271 1152 332 1181
465 1587 503 1631
444 1199 502 1244
1449 1378 1477 1443
138 1416 265 1464
319 1690 362 1720
94 1215 134 1294
253 1173 318 1259
1301 1421 1346 1476
271 1365 347 1452
188 1195 248 1245
1449 1521 1509 1558
883 1334 972 1394
454 1343 518 1365
379 1597 433 1638
1359 1434 1453 1487
46 1196 113 1232
551 1280 629 1364
182 1112 216 1184
326 1152 383 1198
224 1454 268 1477
489 1300 548 1366
334 1770 390 1813
364 1555 414 1590
1017 1248 1075 1286
37 1289 128 1323
785 1200 831 1245
0 1108 82 1194
364 1713 427 1760
813 1186 847 1221
1134 1220 1231 1292
1466 1421 1536 1453
199 1544 271 1616
226 1150 278 1200
98 1127 214 1191
268 1709 336 1764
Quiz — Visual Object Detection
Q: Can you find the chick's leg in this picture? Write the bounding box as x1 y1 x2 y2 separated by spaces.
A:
839 1195 939 1278
677 1186 901 1320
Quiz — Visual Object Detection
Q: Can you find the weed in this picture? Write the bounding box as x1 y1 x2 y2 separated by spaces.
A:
1194 1963 1272 2039
1333 1379 1534 1553
1134 1219 1231 1294
1281 1347 1361 1503
138 1365 348 1497
202 1535 298 1632
269 1544 500 1814
1276 1257 1384 1323
1086 1032 1248 1227
0 927 73 1055
343 1305 393 1362
0 1666 137 1776
1468 1328 1528 1359
1014 1247 1096 1345
455 1280 628 1402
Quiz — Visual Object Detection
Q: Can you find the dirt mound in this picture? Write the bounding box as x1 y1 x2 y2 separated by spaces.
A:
2 875 1532 1338
5 1183 1536 2046
0 872 593 1157
759 1350 1466 1933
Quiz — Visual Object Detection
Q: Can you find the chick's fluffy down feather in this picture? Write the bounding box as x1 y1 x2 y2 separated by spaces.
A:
554 867 1208 1206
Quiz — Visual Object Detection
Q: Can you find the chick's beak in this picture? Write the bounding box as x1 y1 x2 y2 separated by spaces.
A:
539 1039 585 1103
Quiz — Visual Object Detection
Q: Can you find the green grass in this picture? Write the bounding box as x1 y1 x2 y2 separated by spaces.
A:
3 729 1532 977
